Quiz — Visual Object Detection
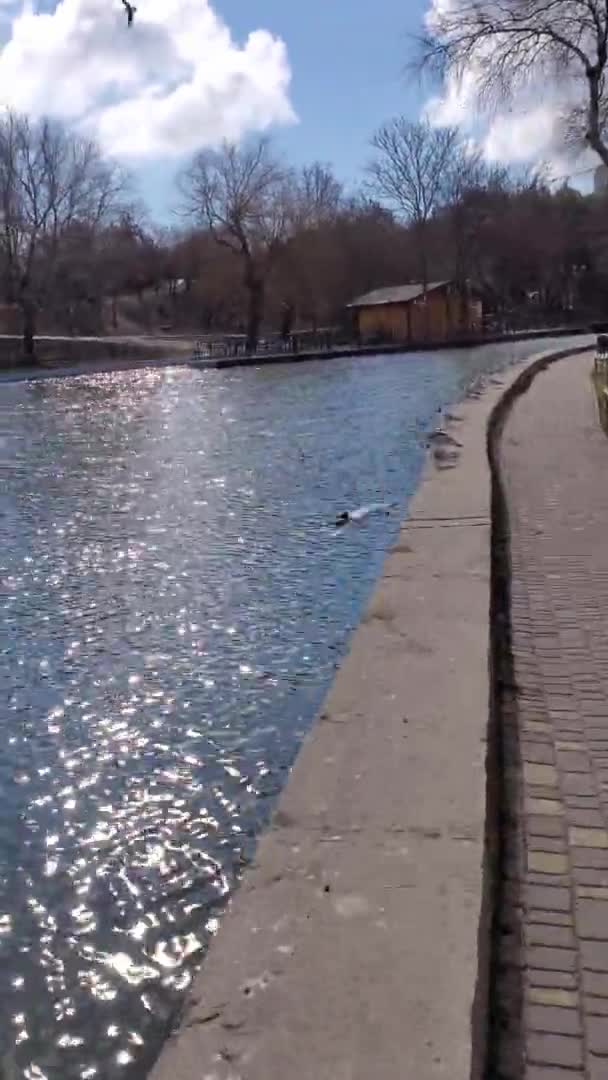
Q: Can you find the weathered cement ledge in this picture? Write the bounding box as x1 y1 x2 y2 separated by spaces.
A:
142 346 586 1080
0 334 194 377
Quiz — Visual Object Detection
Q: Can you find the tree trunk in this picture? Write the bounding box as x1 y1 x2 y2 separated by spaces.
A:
416 221 431 342
458 277 470 334
244 268 264 354
21 296 36 361
587 67 608 169
280 300 294 341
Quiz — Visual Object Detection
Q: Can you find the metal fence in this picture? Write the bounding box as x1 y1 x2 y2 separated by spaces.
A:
191 329 348 363
190 321 601 365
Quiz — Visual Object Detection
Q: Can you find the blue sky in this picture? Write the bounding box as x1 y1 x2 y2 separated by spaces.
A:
141 0 430 218
214 2 428 175
0 0 585 223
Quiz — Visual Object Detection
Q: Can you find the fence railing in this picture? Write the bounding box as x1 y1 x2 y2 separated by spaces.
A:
192 329 348 362
593 336 608 437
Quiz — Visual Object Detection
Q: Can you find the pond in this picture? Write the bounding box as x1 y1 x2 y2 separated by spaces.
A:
0 339 587 1079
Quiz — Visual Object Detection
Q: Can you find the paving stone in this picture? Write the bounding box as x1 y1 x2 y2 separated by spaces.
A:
581 941 608 971
574 846 608 872
572 848 608 869
525 1068 584 1080
527 1032 583 1068
526 947 577 973
528 816 565 838
585 996 608 1015
526 888 572 916
568 809 606 828
526 799 564 818
588 1056 608 1080
530 786 566 802
586 1015 608 1055
525 744 557 765
575 899 608 941
562 774 596 797
527 873 571 889
525 763 559 788
569 828 608 848
528 852 569 875
528 838 567 854
528 912 574 927
528 969 578 989
547 697 576 711
524 722 553 735
525 924 576 949
584 972 608 997
556 751 590 773
567 795 600 809
573 868 608 887
526 1005 581 1035
582 702 608 717
527 987 578 1008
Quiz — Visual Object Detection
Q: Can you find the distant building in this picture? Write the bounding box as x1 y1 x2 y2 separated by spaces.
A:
347 281 482 346
594 165 608 194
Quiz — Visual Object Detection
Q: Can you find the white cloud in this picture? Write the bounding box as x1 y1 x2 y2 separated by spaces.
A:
482 106 559 164
0 0 296 158
423 0 588 179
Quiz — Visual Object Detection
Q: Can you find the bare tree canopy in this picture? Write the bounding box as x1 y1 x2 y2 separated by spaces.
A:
179 138 289 260
367 118 465 224
0 109 127 356
293 162 343 228
366 117 470 289
179 138 292 351
420 0 608 168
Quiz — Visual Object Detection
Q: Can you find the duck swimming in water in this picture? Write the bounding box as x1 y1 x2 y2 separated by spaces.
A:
335 502 396 527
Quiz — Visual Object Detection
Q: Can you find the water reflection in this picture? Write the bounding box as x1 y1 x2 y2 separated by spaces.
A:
0 340 585 1078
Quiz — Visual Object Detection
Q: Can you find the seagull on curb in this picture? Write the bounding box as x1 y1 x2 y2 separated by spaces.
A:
427 428 463 449
122 0 137 26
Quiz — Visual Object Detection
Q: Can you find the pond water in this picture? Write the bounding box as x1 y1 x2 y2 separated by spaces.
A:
0 339 586 1079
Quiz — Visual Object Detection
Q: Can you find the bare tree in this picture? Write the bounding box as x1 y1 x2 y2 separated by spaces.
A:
178 138 291 351
367 118 465 289
274 163 344 335
420 0 608 169
0 110 126 358
293 162 343 228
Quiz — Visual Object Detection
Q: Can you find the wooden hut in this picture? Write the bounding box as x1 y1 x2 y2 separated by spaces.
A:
347 281 482 345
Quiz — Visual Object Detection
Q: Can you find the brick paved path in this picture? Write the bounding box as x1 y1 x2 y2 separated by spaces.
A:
498 353 608 1080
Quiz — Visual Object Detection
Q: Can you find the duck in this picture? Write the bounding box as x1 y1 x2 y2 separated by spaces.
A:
335 502 395 527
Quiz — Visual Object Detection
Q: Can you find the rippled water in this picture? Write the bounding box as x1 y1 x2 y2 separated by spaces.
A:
0 340 585 1079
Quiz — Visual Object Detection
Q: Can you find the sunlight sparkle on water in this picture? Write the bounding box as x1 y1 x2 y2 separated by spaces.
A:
0 342 564 1078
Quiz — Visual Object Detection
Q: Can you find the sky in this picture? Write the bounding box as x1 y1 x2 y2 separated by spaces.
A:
0 0 594 221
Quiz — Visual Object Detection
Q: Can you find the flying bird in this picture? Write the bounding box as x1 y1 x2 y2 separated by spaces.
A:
122 0 136 26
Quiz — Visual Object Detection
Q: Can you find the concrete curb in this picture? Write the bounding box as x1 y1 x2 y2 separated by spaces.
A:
148 345 592 1080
